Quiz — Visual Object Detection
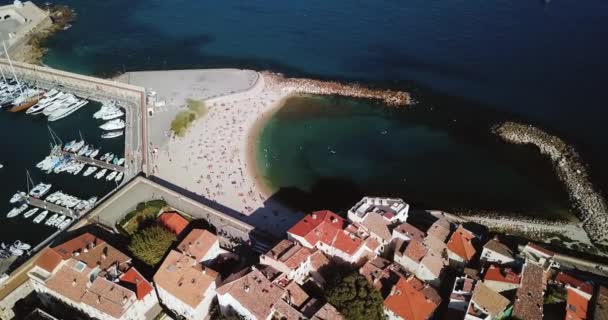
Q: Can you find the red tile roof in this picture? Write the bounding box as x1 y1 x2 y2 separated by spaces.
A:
288 211 373 258
402 240 428 262
566 288 590 320
484 265 520 285
384 276 440 320
158 211 189 235
447 226 476 261
555 272 594 296
35 247 63 273
52 233 104 259
526 242 554 257
119 268 154 300
513 263 545 320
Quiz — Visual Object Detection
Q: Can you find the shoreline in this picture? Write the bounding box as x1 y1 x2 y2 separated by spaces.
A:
245 93 296 199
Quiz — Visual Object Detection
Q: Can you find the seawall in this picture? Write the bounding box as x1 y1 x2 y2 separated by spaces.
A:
494 122 608 245
262 71 410 106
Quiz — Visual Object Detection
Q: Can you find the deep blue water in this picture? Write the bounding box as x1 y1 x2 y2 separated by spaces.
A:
34 0 608 213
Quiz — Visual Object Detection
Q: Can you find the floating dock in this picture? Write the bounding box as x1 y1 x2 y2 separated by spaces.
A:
60 151 125 173
24 195 75 219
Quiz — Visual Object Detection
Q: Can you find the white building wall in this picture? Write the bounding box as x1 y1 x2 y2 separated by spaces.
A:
480 248 514 265
286 233 313 249
394 254 420 273
416 264 440 287
384 308 403 320
200 241 224 265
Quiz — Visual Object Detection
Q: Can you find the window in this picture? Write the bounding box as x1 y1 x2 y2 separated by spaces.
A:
74 261 86 272
568 304 577 312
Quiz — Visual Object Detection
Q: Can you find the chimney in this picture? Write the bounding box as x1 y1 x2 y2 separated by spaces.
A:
312 213 317 219
122 296 128 304
83 247 88 253
244 285 250 293
97 294 101 304
88 242 94 249
72 278 77 286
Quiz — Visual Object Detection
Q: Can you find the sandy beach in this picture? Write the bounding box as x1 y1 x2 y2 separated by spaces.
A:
120 70 303 236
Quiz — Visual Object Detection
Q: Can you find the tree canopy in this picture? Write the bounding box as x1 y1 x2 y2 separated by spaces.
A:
325 272 386 320
128 225 176 266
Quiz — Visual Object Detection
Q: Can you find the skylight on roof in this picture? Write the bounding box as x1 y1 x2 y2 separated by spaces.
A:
74 261 86 272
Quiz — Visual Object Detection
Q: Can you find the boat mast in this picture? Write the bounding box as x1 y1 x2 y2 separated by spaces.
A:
2 40 23 95
0 64 12 95
26 170 34 194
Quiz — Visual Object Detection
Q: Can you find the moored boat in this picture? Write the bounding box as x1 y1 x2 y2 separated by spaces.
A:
23 207 39 218
101 131 123 139
33 210 48 223
6 204 28 218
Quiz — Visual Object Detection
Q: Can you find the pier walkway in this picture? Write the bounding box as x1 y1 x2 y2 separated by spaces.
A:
24 196 75 218
60 151 126 173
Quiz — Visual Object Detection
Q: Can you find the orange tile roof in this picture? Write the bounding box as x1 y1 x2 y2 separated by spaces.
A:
35 247 63 273
555 272 594 296
119 268 154 300
177 229 218 261
513 263 545 320
309 250 330 271
44 259 91 303
265 240 313 270
81 276 134 319
402 240 428 262
566 288 590 320
333 230 364 255
483 265 520 284
447 226 476 261
153 250 218 308
52 233 104 259
158 211 189 235
384 276 440 320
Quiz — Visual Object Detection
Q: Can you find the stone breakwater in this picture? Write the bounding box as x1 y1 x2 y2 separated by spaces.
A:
262 72 410 106
494 122 608 245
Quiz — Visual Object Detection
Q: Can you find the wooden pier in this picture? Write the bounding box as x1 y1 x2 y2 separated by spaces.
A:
24 196 76 219
60 151 126 173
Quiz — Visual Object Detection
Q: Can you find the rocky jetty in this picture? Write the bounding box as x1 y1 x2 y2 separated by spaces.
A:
494 122 608 245
262 72 410 106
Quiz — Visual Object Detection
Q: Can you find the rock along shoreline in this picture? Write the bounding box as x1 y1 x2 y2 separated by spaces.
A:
494 121 608 245
262 71 411 107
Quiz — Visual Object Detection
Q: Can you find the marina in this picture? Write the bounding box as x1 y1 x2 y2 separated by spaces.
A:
0 57 145 273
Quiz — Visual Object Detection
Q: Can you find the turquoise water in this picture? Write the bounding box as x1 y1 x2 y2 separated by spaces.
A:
257 96 571 217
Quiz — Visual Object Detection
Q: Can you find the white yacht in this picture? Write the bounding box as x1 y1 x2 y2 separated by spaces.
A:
106 171 117 181
42 94 78 116
8 246 23 256
115 172 124 182
101 109 124 120
69 140 85 153
58 218 72 229
26 90 62 114
117 158 125 166
53 215 66 227
99 119 125 131
45 213 59 226
83 166 98 176
48 99 89 122
77 145 90 156
29 183 52 198
23 207 39 218
12 240 31 250
101 131 123 139
6 204 28 218
94 169 107 179
33 210 48 224
73 162 86 175
9 191 25 203
106 154 115 162
89 149 100 159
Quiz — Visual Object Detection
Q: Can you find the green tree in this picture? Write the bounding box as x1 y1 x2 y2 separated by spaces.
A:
325 272 386 320
128 225 176 266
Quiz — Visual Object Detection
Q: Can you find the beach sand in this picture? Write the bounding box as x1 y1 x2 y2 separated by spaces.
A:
121 69 304 236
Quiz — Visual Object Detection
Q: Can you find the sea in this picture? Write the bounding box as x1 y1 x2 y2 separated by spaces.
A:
2 0 607 247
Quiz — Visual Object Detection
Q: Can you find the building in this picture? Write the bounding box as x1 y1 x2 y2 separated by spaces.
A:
28 233 159 320
153 250 218 320
426 218 452 242
176 229 224 264
158 211 189 235
359 257 407 296
217 268 335 320
449 276 476 312
259 239 315 284
393 239 446 287
391 222 425 245
383 275 441 320
348 197 409 224
310 303 344 320
554 272 594 320
447 225 477 268
465 282 511 320
522 242 554 265
287 210 380 264
482 265 520 293
512 262 545 320
480 238 515 265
